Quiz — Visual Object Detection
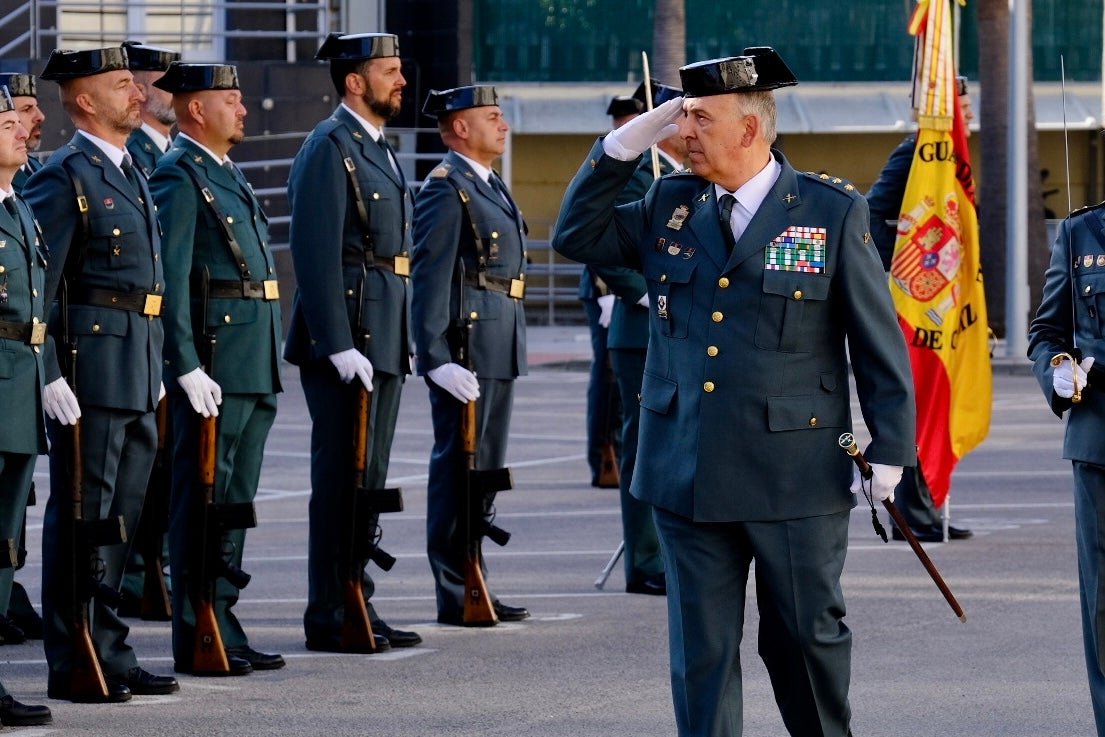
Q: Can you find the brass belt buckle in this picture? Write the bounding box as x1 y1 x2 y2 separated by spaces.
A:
143 293 163 316
509 278 526 300
393 254 410 277
263 280 280 300
29 323 46 346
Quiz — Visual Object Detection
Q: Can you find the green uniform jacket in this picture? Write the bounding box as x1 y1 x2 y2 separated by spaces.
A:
0 195 47 454
12 155 42 194
283 107 411 375
148 138 282 394
410 151 527 380
24 134 164 411
553 141 915 522
126 129 167 178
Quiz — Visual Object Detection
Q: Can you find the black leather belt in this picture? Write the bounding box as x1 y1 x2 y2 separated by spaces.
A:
205 279 281 300
347 254 410 277
74 287 163 316
0 319 46 345
464 273 526 299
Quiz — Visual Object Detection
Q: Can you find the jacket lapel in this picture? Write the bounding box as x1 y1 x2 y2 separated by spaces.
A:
73 135 144 210
725 154 803 271
680 185 730 271
335 107 402 188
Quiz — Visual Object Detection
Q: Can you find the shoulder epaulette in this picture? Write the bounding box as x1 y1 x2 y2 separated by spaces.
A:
803 170 861 197
1069 200 1105 218
429 164 452 179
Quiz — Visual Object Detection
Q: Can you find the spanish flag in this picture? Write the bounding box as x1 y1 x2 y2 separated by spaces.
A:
890 0 991 506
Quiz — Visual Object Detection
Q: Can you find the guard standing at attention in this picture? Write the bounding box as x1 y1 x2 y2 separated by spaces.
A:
284 32 421 652
0 83 53 727
123 42 180 176
552 48 915 736
0 71 45 641
148 61 285 676
411 86 529 627
24 46 178 703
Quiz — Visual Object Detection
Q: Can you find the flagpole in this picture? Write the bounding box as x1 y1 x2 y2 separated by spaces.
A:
1005 0 1030 358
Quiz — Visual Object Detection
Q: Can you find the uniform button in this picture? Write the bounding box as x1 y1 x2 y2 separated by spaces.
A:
718 277 729 288
224 315 231 324
711 311 723 322
92 324 101 332
32 316 39 324
372 193 380 200
346 289 354 296
0 266 5 274
112 228 121 236
809 417 818 427
226 216 234 224
470 311 479 319
703 381 715 393
707 345 718 357
154 254 159 260
660 274 667 283
491 231 499 239
31 288 37 297
33 346 39 354
793 290 803 300
1086 285 1093 295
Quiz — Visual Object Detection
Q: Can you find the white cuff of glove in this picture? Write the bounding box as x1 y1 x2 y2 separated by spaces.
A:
636 294 649 308
428 362 480 403
329 348 374 390
177 367 222 418
1054 355 1094 399
602 97 685 161
850 463 904 503
43 377 81 426
597 294 615 328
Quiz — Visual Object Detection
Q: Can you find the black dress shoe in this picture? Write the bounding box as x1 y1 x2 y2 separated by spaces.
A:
48 676 131 703
0 615 26 645
0 695 52 726
108 667 179 695
226 645 286 670
626 574 666 596
948 525 973 540
492 601 530 622
174 654 252 677
369 619 422 648
305 633 391 654
9 610 42 640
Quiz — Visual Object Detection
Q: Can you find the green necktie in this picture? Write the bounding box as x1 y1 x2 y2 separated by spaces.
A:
718 194 736 252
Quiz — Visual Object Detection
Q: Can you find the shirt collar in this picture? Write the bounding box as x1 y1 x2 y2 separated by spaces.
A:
176 132 230 167
714 155 781 214
453 151 494 185
140 122 172 154
77 129 131 170
340 102 386 144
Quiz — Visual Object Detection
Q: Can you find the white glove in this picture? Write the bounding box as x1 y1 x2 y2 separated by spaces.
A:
636 294 649 308
43 377 81 426
158 381 166 401
850 463 904 503
329 348 374 390
177 367 222 418
603 96 684 161
1053 355 1094 399
597 294 615 328
428 362 480 403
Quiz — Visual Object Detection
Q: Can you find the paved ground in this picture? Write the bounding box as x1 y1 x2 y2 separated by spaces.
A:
4 327 1094 736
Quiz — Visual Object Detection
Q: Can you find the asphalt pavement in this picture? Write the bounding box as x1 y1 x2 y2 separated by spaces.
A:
5 326 1093 736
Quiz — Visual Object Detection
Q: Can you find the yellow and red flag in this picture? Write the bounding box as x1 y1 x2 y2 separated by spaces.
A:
889 0 991 506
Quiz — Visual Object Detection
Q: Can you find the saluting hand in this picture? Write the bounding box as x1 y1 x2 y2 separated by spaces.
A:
43 377 81 426
603 96 684 161
428 362 480 403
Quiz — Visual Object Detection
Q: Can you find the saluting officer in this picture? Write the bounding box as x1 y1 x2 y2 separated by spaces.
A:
148 62 285 676
0 84 52 727
123 42 180 177
411 86 529 626
552 48 915 737
284 32 421 652
24 46 178 703
0 71 46 640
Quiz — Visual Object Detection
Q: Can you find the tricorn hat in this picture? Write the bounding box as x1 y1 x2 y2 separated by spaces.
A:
315 32 399 61
0 87 13 115
955 75 968 97
606 95 644 118
122 41 180 72
679 46 798 97
40 47 130 81
153 62 239 93
422 85 498 118
632 80 683 107
0 73 35 99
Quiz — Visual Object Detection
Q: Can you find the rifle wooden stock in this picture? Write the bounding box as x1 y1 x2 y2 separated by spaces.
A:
191 412 230 674
341 383 379 652
462 397 497 627
596 355 619 488
139 397 172 620
65 349 110 701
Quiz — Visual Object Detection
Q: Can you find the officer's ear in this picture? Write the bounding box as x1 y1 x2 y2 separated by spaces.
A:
344 71 368 97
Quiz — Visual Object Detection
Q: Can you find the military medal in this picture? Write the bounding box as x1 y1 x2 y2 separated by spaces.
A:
666 205 689 230
667 242 682 256
1084 255 1094 268
1097 255 1105 267
656 294 668 319
0 278 7 304
104 198 114 210
655 237 666 252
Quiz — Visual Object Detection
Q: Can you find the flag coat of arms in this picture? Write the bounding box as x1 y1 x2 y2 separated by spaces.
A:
890 0 992 506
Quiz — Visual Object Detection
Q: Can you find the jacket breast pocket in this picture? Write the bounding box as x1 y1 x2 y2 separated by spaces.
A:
70 305 129 338
643 259 696 339
89 213 143 270
766 390 848 432
1076 271 1105 338
755 269 831 353
639 370 677 416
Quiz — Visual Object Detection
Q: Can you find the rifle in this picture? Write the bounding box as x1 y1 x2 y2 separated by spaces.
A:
596 352 620 488
189 270 257 674
136 397 172 620
61 293 127 700
341 267 403 652
455 264 513 627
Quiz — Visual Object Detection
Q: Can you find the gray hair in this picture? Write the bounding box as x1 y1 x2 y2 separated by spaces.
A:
735 91 777 144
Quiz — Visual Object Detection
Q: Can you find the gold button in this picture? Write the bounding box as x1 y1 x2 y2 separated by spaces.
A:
470 311 479 319
32 289 38 297
92 324 100 332
33 346 39 354
1086 285 1093 295
226 216 234 224
32 316 39 324
660 274 667 283
372 193 380 200
793 290 803 300
711 311 723 322
492 231 499 239
224 315 231 324
112 228 121 236
346 289 354 296
718 277 729 288
0 266 5 274
703 381 715 393
809 417 818 427
707 345 718 357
